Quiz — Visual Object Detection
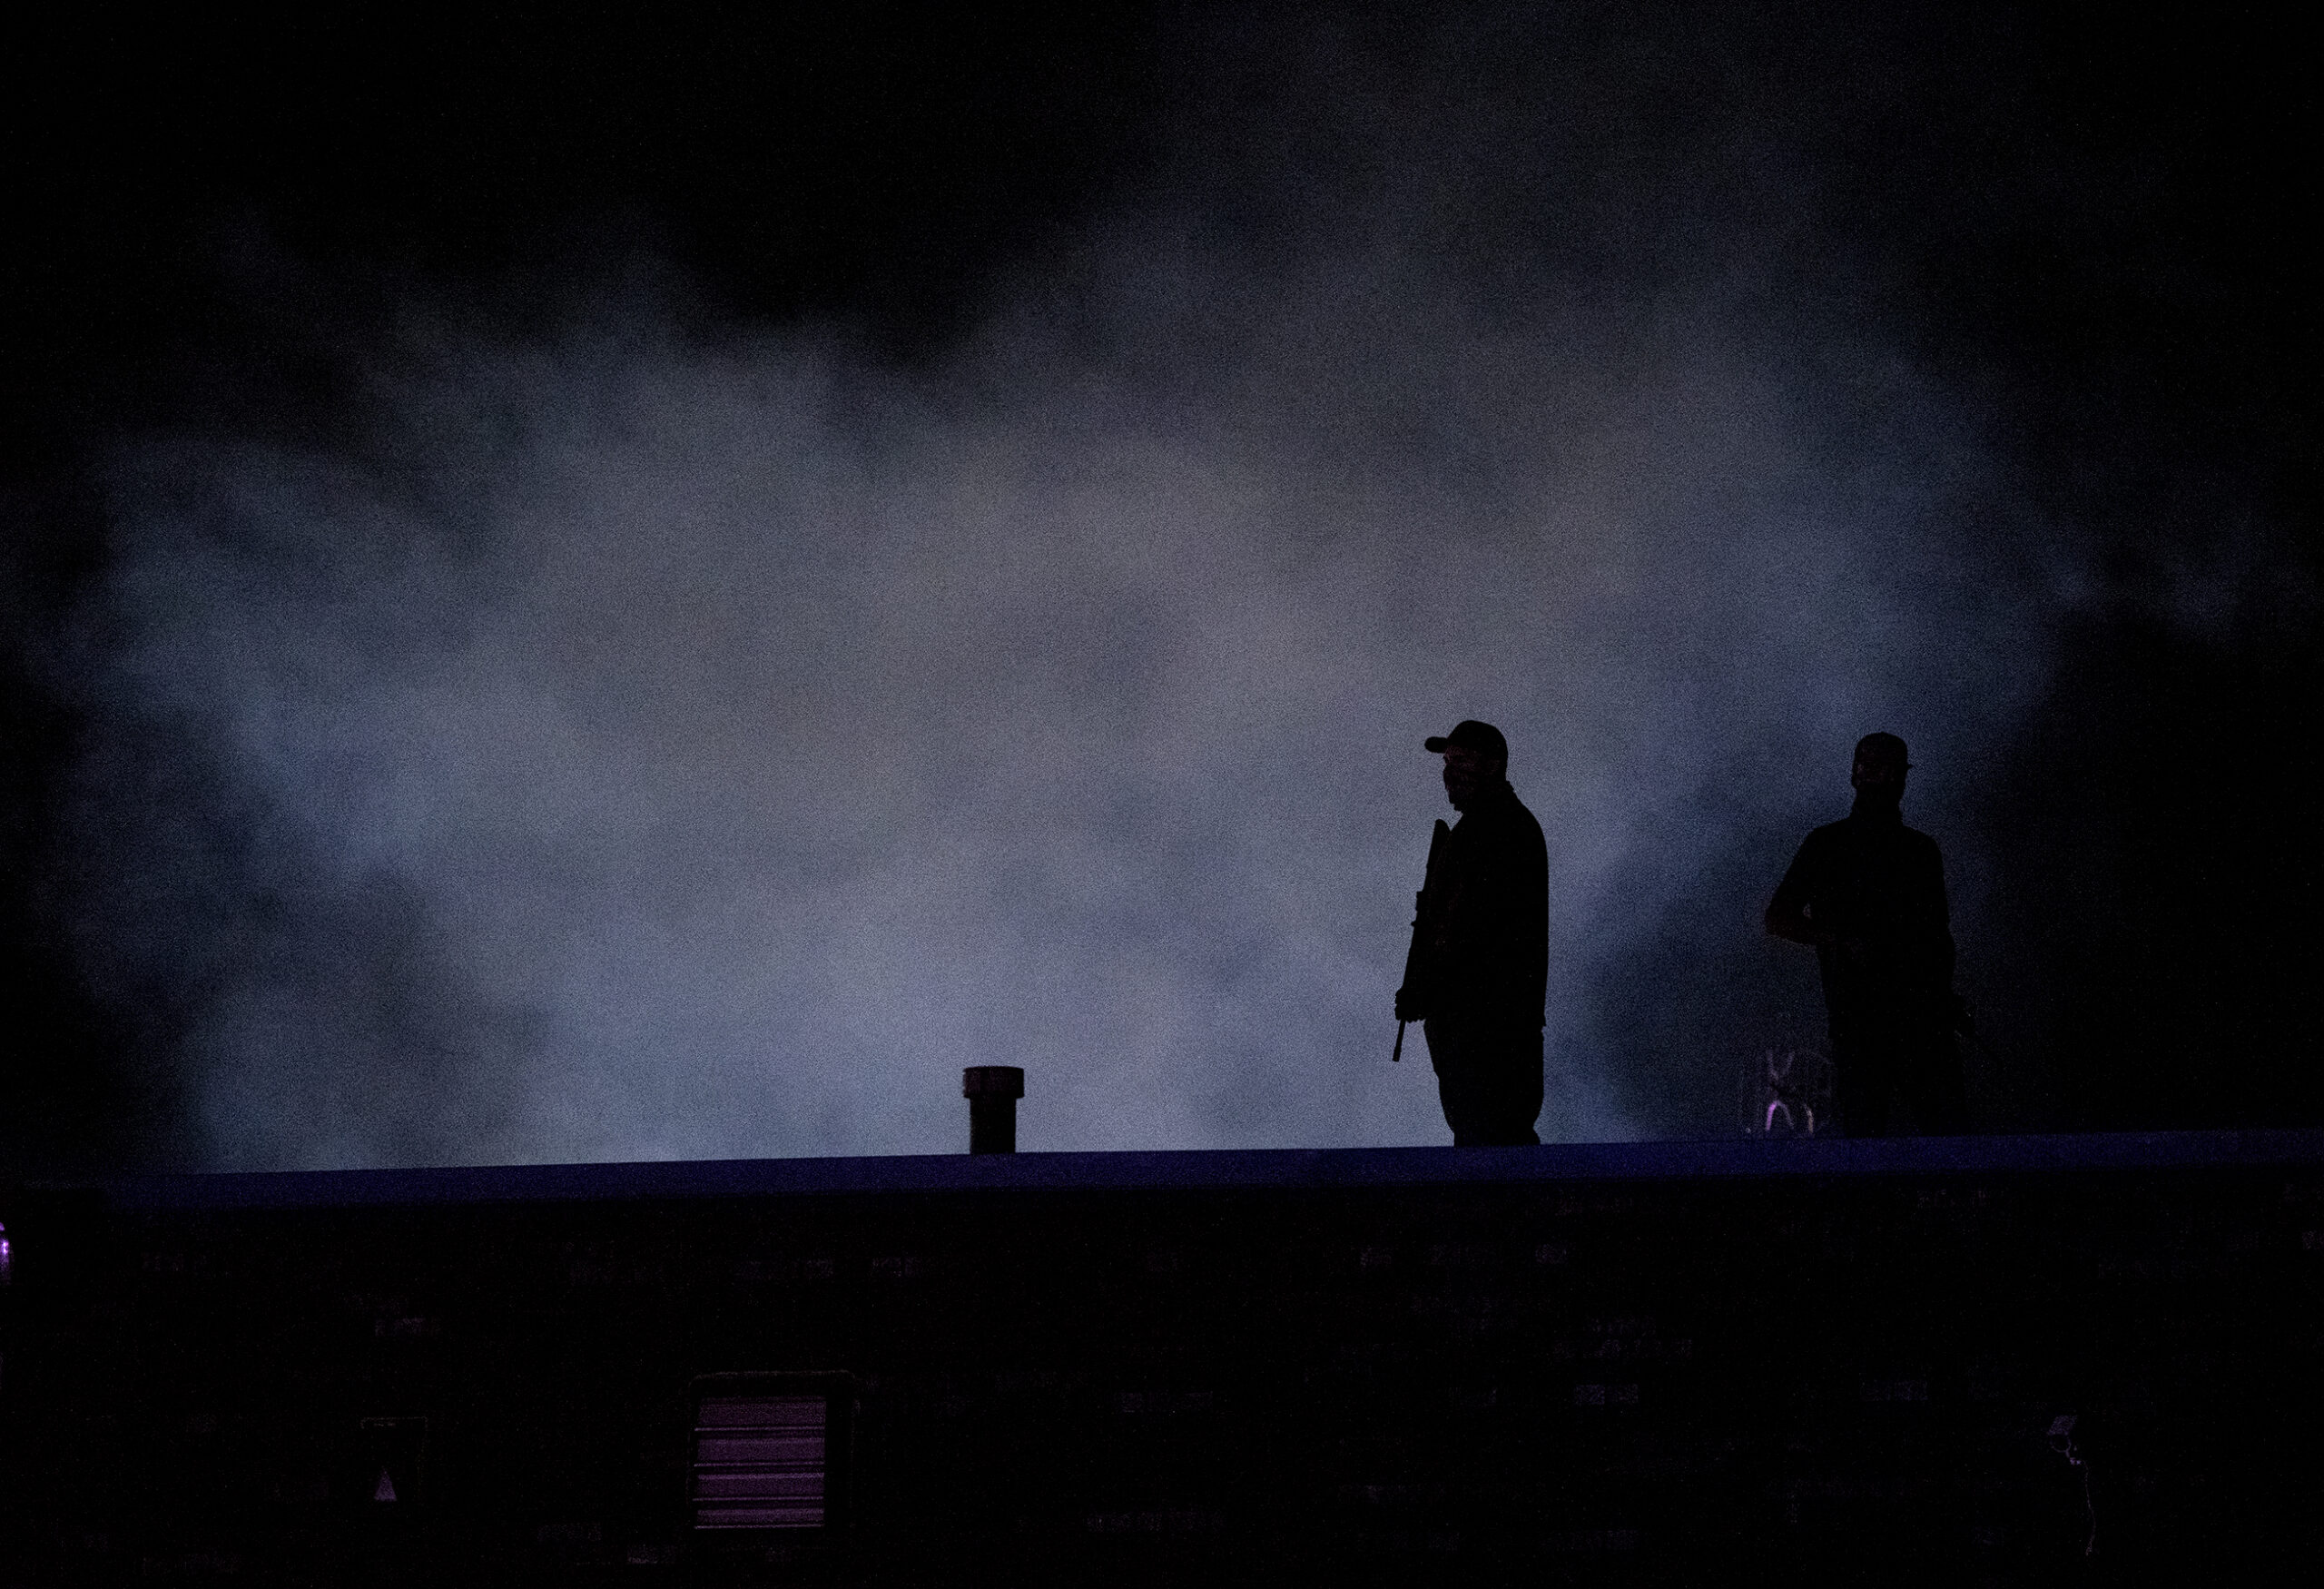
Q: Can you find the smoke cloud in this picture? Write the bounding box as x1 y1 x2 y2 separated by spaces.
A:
59 10 2085 1167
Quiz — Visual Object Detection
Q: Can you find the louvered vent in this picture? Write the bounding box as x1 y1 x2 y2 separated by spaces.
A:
692 1395 827 1529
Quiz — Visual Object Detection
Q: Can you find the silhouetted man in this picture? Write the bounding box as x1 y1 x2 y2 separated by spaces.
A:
1765 733 1965 1136
1395 720 1549 1146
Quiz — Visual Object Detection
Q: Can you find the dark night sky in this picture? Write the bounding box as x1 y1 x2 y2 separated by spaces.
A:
3 3 2317 1173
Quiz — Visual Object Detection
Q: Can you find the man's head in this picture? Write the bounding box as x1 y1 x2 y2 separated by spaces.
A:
1424 719 1509 811
1850 732 1910 803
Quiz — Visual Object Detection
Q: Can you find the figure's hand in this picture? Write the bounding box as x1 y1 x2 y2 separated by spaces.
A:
1763 902 1822 948
1394 986 1423 1023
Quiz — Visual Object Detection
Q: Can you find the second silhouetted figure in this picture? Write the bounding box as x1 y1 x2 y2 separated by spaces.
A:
1396 719 1549 1146
1765 732 1965 1136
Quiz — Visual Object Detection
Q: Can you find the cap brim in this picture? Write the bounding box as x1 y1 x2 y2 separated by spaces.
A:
1423 736 1451 752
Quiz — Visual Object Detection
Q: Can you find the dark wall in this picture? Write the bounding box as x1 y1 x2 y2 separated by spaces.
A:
5 1140 2321 1584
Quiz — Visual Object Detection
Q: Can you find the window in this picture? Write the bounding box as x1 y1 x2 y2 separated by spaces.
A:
689 1373 855 1534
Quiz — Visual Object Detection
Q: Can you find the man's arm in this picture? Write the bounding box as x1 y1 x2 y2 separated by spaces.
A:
1924 836 1956 991
1393 820 1452 1022
1764 836 1826 946
1436 804 1549 1029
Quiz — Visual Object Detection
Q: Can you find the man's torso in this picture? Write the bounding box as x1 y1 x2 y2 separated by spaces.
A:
1419 785 1550 1030
1781 813 1952 1029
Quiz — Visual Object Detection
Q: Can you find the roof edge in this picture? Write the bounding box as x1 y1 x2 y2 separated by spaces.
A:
65 1128 2324 1212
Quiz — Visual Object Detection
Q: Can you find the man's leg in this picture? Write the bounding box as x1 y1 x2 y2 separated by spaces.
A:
1900 1027 1967 1135
1424 1019 1541 1146
1440 1072 1493 1146
1831 1028 1896 1138
1483 1028 1544 1146
1423 1017 1484 1144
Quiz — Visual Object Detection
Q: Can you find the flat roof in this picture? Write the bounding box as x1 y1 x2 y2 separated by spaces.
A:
76 1128 2324 1212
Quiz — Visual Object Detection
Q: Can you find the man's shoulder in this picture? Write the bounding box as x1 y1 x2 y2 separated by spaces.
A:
1497 787 1549 848
1781 818 1852 882
1454 787 1546 864
1798 817 1853 850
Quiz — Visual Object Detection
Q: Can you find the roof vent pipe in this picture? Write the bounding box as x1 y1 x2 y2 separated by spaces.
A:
961 1067 1024 1155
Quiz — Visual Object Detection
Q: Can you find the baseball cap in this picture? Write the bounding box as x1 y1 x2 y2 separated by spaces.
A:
1854 731 1911 768
1423 719 1508 761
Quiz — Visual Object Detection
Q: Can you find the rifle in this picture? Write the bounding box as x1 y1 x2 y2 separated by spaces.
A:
1392 818 1452 1061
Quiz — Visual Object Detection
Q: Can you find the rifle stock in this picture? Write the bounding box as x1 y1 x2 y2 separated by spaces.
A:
1393 819 1452 1055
